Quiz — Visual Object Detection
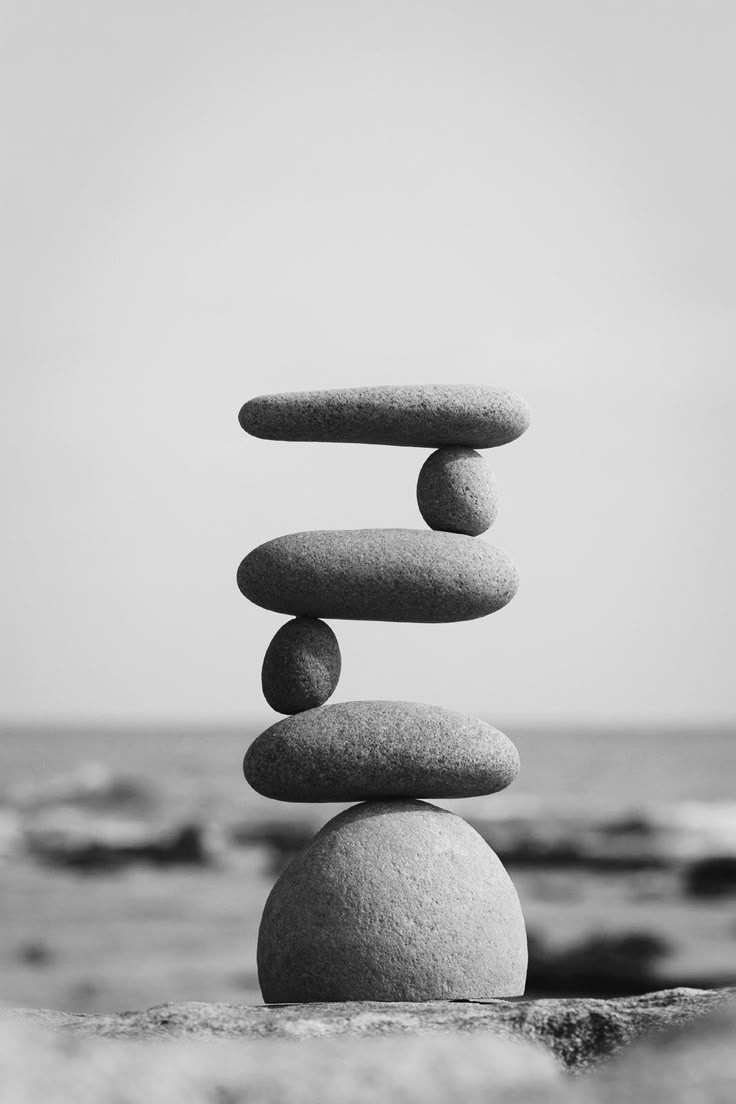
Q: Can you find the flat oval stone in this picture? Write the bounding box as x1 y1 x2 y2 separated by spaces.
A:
239 385 530 448
257 799 528 1001
244 700 519 801
237 529 518 622
261 618 341 715
417 446 498 536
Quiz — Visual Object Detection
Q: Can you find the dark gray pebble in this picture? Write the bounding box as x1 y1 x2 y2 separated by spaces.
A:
417 446 498 535
261 618 341 715
257 799 528 1002
237 529 518 622
239 385 530 448
244 700 520 801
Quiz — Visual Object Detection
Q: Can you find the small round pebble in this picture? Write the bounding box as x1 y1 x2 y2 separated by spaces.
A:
417 447 498 536
261 618 341 714
257 799 528 1002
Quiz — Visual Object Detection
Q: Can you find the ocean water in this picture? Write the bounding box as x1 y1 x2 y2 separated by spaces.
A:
2 722 735 825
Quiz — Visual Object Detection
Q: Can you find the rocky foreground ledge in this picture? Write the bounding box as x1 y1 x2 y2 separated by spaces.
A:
2 988 735 1103
7 986 730 1067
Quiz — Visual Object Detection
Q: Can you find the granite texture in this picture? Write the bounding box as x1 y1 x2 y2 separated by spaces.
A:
589 1001 736 1102
239 385 530 448
5 988 731 1076
237 529 519 622
0 1018 560 1104
257 799 527 1003
261 617 341 714
417 446 498 535
244 700 520 801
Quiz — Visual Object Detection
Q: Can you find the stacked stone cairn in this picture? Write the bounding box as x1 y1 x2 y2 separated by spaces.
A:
237 384 530 1003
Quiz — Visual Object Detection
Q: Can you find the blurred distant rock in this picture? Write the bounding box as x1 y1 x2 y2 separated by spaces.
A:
526 930 673 997
10 766 736 878
5 761 155 814
471 799 736 871
6 986 732 1074
0 808 22 859
24 810 221 871
683 855 736 898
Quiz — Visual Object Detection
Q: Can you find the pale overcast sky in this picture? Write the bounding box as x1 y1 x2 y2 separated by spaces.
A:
1 0 734 726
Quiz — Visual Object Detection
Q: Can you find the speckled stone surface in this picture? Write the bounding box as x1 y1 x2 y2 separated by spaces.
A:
239 385 530 448
244 700 520 801
0 1018 560 1104
261 618 341 714
417 446 498 536
6 988 732 1076
257 799 527 1002
237 529 519 622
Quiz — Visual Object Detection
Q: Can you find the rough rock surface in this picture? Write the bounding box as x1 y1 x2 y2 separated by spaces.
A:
4 988 731 1078
589 1000 736 1101
417 446 498 535
239 385 530 449
261 617 341 714
244 701 519 801
238 529 519 622
0 1018 560 1104
257 799 527 1002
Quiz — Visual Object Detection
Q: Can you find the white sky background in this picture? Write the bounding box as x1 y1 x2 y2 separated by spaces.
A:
1 0 734 726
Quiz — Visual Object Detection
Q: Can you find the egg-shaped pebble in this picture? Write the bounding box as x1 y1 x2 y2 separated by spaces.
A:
417 446 498 536
257 799 528 1002
238 529 518 623
244 700 519 801
261 617 341 715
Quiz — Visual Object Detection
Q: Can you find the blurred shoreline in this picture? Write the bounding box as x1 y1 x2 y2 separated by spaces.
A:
2 723 735 1012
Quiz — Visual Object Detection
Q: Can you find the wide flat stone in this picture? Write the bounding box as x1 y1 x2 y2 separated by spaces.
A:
239 385 530 448
5 988 731 1075
244 701 520 801
257 800 528 1003
237 529 518 622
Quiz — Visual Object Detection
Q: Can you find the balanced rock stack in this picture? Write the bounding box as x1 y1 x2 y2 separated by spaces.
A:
237 384 530 1003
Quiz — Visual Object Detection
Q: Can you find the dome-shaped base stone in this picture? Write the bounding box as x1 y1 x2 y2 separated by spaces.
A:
257 799 527 1003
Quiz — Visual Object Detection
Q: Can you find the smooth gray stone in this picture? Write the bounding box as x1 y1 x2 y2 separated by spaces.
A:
5 988 732 1076
244 701 520 801
261 618 341 715
417 446 498 536
239 385 530 448
237 529 518 622
257 799 528 1003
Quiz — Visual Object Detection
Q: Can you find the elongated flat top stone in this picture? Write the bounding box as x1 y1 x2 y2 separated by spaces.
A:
237 529 518 622
244 700 520 801
239 385 530 448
